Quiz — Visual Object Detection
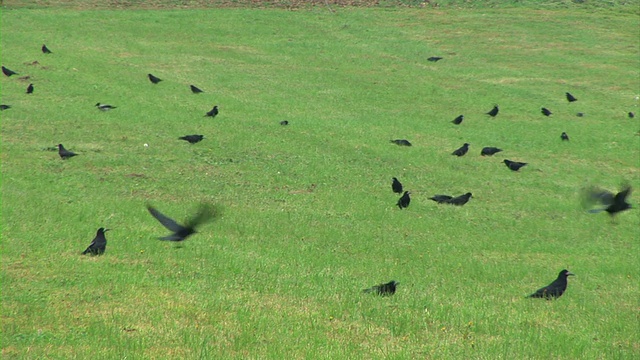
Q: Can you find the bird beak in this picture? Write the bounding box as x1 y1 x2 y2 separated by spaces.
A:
567 272 575 276
104 228 111 232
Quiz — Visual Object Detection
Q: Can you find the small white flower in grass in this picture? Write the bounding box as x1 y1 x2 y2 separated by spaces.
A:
144 143 149 148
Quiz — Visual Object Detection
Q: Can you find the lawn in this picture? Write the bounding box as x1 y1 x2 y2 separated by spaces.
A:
1 1 639 359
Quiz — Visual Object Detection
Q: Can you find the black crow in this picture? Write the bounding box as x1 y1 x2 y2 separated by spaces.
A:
148 73 162 84
427 56 443 62
503 159 527 171
452 143 469 157
566 92 577 102
58 143 78 159
481 147 502 156
397 191 411 209
82 228 109 255
0 105 10 111
576 112 584 117
391 177 403 194
541 107 552 116
451 115 464 125
190 85 204 93
583 185 632 217
205 105 219 118
429 195 453 204
42 44 52 54
528 269 574 300
561 132 569 141
2 66 18 77
179 135 204 144
96 103 116 111
486 105 499 117
448 192 472 206
26 84 34 94
280 120 289 126
390 139 412 146
363 280 399 296
629 112 635 119
147 204 218 241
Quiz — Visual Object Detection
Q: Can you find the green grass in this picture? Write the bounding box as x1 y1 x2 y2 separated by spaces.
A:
2 3 639 359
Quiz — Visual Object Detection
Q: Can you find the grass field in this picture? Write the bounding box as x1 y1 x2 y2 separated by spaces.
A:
1 2 639 359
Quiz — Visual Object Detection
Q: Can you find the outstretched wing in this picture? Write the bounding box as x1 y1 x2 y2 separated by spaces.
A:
147 205 184 232
185 204 220 229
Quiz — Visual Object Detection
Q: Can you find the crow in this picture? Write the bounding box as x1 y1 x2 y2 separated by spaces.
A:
427 56 443 62
26 84 34 94
481 147 502 156
205 105 219 118
392 177 403 194
566 92 578 102
397 191 411 209
2 66 18 77
0 105 11 111
629 112 635 119
486 105 499 117
363 280 399 296
96 103 116 111
179 135 204 144
147 204 218 241
190 85 204 93
429 195 453 204
42 44 52 54
451 115 464 125
390 139 412 147
148 73 162 84
561 132 569 141
58 143 78 159
576 112 584 117
528 269 574 300
582 184 632 218
82 228 109 255
448 192 472 206
503 159 527 171
280 120 289 126
452 143 469 157
541 107 552 116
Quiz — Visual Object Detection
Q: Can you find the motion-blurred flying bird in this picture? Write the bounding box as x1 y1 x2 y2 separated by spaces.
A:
147 204 219 241
363 280 399 296
582 184 633 218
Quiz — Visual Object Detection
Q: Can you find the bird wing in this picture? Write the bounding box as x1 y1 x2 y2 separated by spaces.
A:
147 205 184 232
185 204 219 228
82 240 96 254
614 185 632 203
582 187 615 208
